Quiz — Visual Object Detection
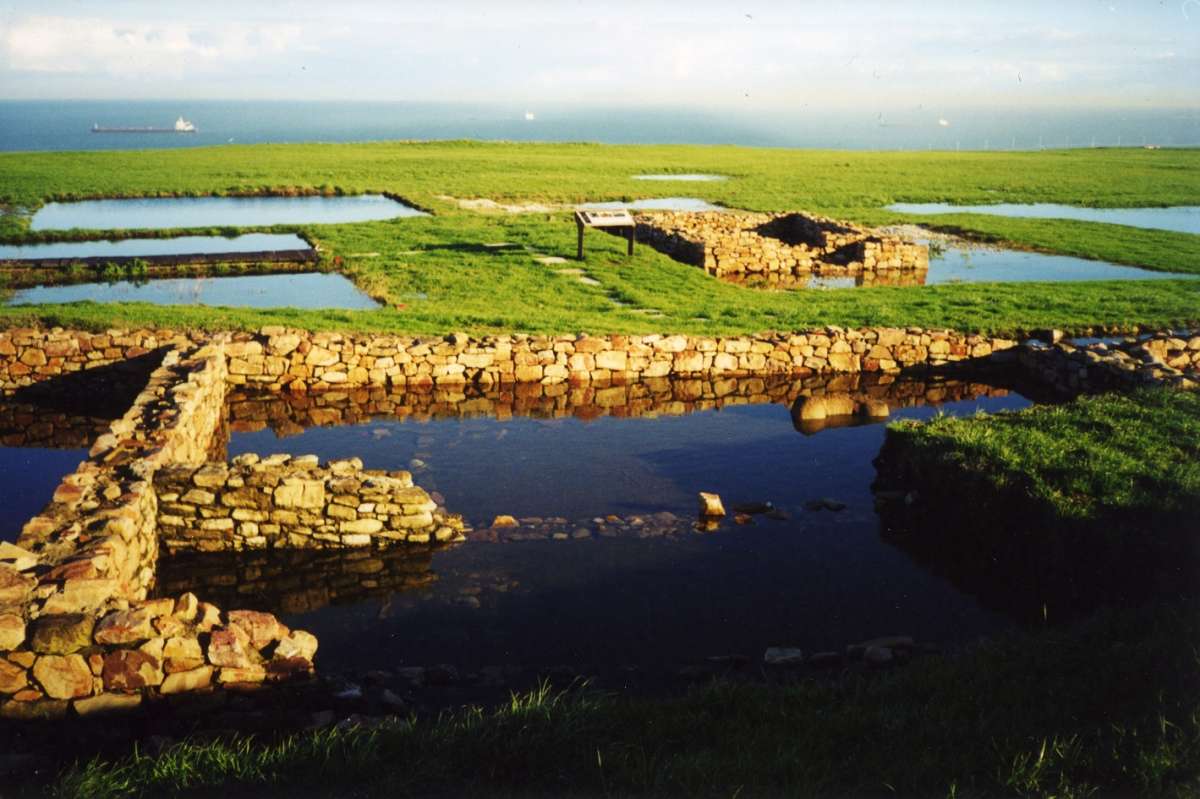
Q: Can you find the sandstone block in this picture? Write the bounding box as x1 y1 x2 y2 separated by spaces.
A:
74 692 142 716
32 654 92 699
29 614 93 654
698 492 726 518
102 650 163 691
160 665 213 695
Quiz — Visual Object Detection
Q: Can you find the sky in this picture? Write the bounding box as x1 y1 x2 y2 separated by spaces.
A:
0 0 1197 110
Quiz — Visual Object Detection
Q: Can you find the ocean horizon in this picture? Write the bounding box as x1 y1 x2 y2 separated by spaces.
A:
1 99 1197 153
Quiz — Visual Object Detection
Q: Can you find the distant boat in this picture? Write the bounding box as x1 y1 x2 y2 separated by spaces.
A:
937 118 950 127
524 111 536 121
92 116 197 134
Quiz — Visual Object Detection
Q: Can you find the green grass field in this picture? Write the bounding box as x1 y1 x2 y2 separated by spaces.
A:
2 143 1198 336
40 599 1200 799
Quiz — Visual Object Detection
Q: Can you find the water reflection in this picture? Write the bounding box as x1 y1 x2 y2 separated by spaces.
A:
30 194 426 231
888 202 1200 235
6 272 381 309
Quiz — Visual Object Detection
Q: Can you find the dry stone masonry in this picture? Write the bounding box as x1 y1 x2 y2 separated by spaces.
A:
634 211 929 280
156 456 464 554
0 321 1193 722
1017 331 1200 394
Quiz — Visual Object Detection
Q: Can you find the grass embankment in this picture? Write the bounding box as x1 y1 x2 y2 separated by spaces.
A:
1 144 1199 336
41 600 1200 799
883 388 1200 527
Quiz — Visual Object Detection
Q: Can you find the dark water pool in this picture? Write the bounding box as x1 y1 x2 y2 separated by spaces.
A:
185 375 1050 673
0 233 310 261
30 194 426 231
888 203 1200 235
0 447 86 542
5 272 380 309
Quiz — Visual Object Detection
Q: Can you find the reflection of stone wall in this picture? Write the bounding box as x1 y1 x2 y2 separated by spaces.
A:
1017 331 1200 394
0 402 111 448
155 456 465 554
155 547 441 616
225 373 1022 435
635 211 929 278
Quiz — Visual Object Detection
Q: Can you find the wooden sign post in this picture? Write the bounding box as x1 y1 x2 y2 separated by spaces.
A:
574 209 636 260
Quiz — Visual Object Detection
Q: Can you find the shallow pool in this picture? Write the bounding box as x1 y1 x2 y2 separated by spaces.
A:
924 244 1185 284
0 233 310 261
887 203 1200 235
170 375 1047 672
30 194 426 231
5 272 380 309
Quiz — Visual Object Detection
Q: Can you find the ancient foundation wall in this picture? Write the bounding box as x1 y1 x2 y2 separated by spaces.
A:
1017 331 1199 394
219 326 1017 391
0 337 320 719
0 327 202 393
155 456 464 555
634 211 929 278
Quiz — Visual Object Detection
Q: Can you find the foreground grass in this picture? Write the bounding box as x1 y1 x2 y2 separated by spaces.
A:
2 143 1199 336
884 388 1200 524
44 600 1200 798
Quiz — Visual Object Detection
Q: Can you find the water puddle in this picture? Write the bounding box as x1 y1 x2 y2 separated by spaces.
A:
0 395 125 542
924 244 1185 284
723 243 1189 289
580 198 724 212
30 194 426 231
632 174 727 182
887 203 1200 235
5 272 380 309
0 233 310 261
180 373 1058 672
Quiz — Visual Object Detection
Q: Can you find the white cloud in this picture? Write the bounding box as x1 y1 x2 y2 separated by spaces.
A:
1 16 309 77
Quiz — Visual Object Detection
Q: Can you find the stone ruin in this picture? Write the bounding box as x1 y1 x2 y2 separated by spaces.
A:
634 210 929 281
0 322 1194 722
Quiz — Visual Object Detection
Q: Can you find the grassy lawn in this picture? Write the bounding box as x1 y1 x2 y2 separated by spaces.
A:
1 143 1198 336
39 599 1200 799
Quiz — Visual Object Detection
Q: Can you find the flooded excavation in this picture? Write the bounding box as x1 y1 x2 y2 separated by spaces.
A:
887 203 1200 235
147 373 1076 675
729 243 1190 289
0 233 311 261
6 272 380 309
29 194 427 231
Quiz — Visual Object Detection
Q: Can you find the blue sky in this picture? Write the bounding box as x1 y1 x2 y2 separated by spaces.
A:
0 0 1196 109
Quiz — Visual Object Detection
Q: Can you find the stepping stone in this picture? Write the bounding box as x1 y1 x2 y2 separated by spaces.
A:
555 268 585 276
578 277 601 287
533 256 568 265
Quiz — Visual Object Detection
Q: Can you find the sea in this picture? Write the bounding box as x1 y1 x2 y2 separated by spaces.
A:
1 100 1197 152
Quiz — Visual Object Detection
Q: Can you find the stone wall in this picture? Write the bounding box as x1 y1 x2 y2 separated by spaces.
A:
18 338 230 615
155 456 465 555
0 326 1022 394
634 211 929 279
0 337 324 719
219 326 1016 391
1017 331 1199 394
0 327 201 393
0 592 315 720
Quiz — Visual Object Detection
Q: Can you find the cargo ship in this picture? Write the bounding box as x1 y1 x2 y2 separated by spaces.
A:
92 116 197 134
